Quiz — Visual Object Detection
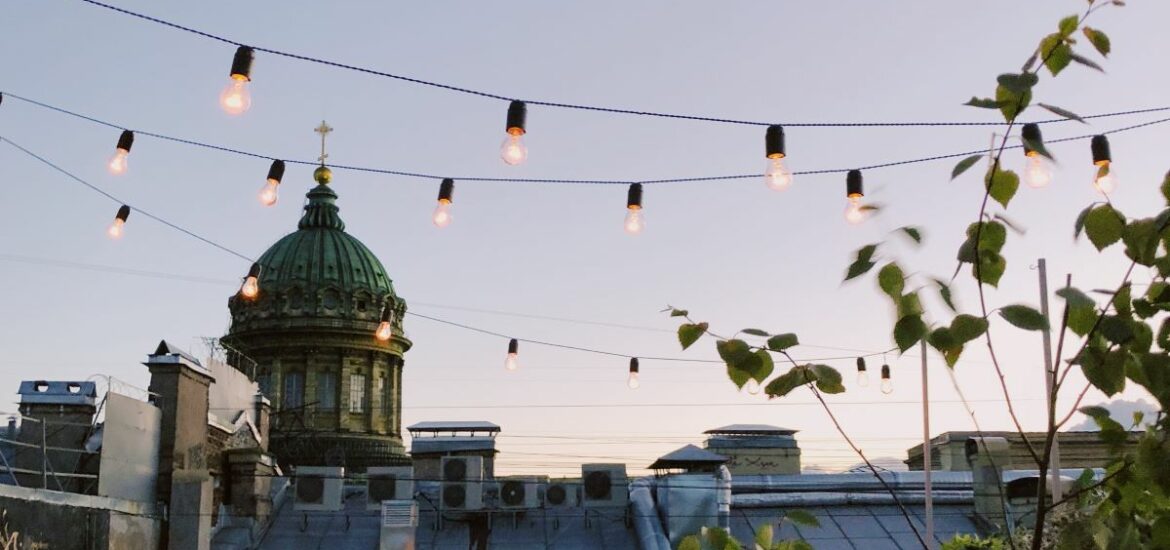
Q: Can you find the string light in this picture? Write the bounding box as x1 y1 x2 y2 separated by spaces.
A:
856 357 869 387
239 262 260 299
764 125 793 191
432 178 454 228
880 364 892 394
1091 135 1117 195
745 379 761 395
259 160 284 206
627 358 640 390
624 183 644 235
844 170 866 225
376 305 393 341
220 46 254 115
1021 123 1052 189
501 101 528 165
505 338 520 371
107 205 130 239
107 130 133 175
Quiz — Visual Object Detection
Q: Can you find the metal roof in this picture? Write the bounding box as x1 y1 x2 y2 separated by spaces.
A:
407 421 501 433
704 424 798 436
648 444 728 470
17 381 97 406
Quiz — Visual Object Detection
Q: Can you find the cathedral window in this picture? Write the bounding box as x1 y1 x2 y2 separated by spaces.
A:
349 374 366 413
316 371 337 411
283 371 304 410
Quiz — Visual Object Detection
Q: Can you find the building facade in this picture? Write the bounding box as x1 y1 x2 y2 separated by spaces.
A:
223 167 411 470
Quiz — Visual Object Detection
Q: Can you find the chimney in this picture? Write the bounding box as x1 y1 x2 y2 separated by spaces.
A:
253 392 271 451
15 380 98 491
966 437 1010 533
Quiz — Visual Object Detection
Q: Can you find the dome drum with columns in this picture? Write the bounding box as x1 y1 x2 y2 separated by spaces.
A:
223 161 412 470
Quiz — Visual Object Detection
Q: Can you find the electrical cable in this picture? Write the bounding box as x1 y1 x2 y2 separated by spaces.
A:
70 0 1170 129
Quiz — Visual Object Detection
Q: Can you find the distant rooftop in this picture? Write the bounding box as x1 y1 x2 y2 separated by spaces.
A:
649 444 728 470
407 421 500 434
704 424 798 436
17 381 97 407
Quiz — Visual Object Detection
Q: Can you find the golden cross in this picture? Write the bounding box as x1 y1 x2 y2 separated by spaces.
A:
314 120 334 165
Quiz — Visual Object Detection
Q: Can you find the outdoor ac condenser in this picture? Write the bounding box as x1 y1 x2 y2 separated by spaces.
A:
294 466 345 512
366 466 414 511
440 456 484 511
498 476 540 509
543 478 580 508
581 463 629 509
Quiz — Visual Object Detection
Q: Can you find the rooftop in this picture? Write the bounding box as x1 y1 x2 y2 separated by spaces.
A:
704 424 798 436
407 421 501 434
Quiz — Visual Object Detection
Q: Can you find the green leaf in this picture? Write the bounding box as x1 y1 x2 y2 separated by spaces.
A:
844 244 880 282
1112 284 1132 317
1038 103 1086 123
996 72 1039 93
995 82 1032 121
968 221 1008 255
1100 315 1134 345
964 97 1001 109
1057 287 1099 337
754 524 774 549
1083 204 1126 250
669 308 689 318
1161 171 1170 206
717 339 752 364
1070 52 1105 72
897 292 924 319
951 154 985 180
877 263 905 300
753 349 775 382
994 212 1026 235
1122 217 1160 266
678 323 708 350
943 345 965 368
741 328 770 337
894 315 927 352
1082 27 1111 56
766 333 799 351
999 304 1050 331
727 363 751 390
765 366 813 398
678 537 702 550
1074 205 1094 239
897 226 923 245
1058 14 1080 36
1079 348 1127 396
784 510 821 528
974 250 1006 287
809 364 845 394
933 278 957 312
1039 33 1072 76
985 165 1020 208
951 314 989 344
928 327 957 351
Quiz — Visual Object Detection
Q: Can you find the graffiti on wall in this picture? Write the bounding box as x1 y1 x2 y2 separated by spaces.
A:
0 510 49 550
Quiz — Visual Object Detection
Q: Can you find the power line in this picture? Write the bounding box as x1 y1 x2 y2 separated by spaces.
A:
69 0 1170 129
5 92 1170 185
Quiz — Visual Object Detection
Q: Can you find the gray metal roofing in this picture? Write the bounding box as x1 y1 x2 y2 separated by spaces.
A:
731 503 978 550
704 424 798 435
411 437 499 455
408 421 501 432
649 444 728 469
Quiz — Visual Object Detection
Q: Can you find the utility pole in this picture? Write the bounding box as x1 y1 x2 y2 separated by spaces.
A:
1037 258 1064 500
921 339 934 549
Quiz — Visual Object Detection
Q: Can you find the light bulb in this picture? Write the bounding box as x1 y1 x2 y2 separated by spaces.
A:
240 276 259 299
881 377 893 394
500 132 528 165
505 352 519 371
1024 154 1052 189
259 179 279 206
375 321 392 342
624 208 645 235
844 196 866 225
220 77 252 115
857 370 869 387
1094 164 1118 195
746 379 761 395
764 156 793 191
107 218 125 239
108 148 129 175
627 371 640 390
432 200 452 228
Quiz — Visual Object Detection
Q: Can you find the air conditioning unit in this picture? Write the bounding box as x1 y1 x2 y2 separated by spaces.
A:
498 477 540 510
543 478 580 508
440 456 484 511
366 466 414 511
581 464 628 509
294 466 345 512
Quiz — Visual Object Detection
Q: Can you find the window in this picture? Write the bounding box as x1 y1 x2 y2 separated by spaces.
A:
349 374 366 413
283 372 304 410
373 377 384 414
316 371 337 411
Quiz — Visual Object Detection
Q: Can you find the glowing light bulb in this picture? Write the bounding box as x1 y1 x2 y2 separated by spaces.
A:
505 338 520 371
108 148 129 175
857 370 869 387
624 208 645 235
746 379 761 395
432 200 452 228
220 77 252 115
880 364 892 394
1094 163 1118 195
375 321 393 341
1023 154 1052 189
765 156 793 191
259 179 279 206
844 196 866 225
500 132 528 165
627 371 640 390
239 263 261 299
107 218 125 239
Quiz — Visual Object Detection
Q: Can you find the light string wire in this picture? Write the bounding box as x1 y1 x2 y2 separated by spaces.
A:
68 0 1170 130
0 134 892 365
5 92 1170 185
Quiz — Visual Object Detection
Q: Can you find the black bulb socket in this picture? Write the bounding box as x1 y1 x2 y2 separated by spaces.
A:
1021 124 1042 156
508 338 519 355
230 46 255 80
629 358 639 374
438 178 455 203
116 130 134 153
267 160 285 183
627 183 643 210
1091 135 1111 165
246 262 261 278
880 364 891 380
765 125 786 159
856 357 867 372
115 205 131 222
846 170 863 198
506 100 527 134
